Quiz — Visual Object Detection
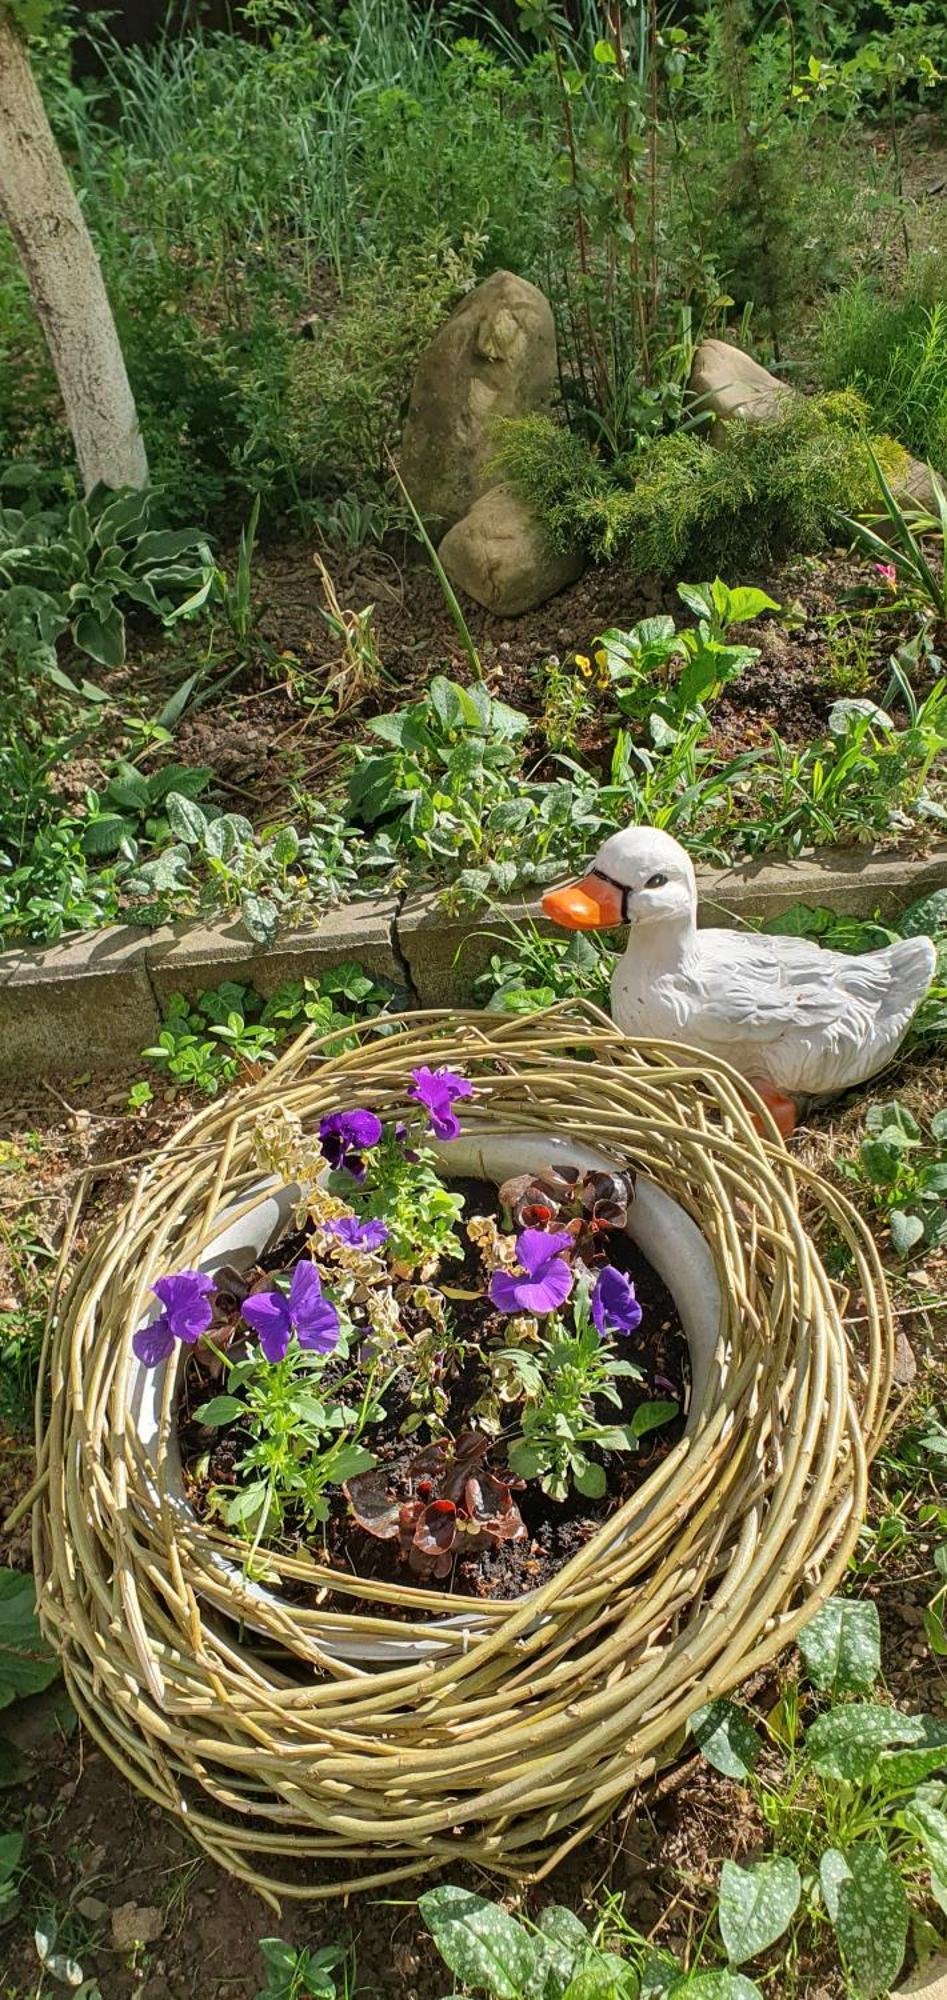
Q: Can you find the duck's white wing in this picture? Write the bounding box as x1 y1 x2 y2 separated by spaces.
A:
676 930 935 1095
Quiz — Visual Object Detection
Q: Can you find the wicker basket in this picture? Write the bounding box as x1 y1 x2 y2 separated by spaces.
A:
33 1005 894 1901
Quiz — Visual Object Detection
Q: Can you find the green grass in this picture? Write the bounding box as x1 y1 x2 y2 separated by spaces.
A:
820 277 947 471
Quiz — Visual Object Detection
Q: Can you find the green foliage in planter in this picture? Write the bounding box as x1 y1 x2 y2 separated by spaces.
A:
492 396 908 579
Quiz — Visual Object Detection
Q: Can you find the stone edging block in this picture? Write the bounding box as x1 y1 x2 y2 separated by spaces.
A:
1 846 945 1077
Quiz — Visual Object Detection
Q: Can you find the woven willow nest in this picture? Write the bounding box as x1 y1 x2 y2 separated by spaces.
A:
34 1005 894 1902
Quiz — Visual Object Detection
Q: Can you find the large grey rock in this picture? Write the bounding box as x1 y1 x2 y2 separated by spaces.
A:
399 270 557 533
438 481 584 617
689 337 791 430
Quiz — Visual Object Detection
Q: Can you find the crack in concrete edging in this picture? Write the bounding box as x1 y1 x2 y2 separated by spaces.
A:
389 889 420 1007
2 841 947 1078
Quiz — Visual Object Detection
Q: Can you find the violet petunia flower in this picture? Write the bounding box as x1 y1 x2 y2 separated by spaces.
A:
325 1215 389 1252
591 1264 643 1339
241 1260 340 1363
489 1228 574 1317
407 1066 473 1142
132 1269 216 1367
318 1108 383 1181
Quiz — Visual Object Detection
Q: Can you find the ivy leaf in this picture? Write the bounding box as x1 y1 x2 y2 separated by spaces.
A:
890 1210 925 1258
0 1571 59 1708
903 1794 947 1877
165 792 207 844
240 893 280 946
688 1700 762 1781
828 1843 908 1997
806 1704 920 1783
797 1597 880 1695
876 1714 947 1787
417 1887 538 1997
674 1976 765 1999
718 1857 801 1964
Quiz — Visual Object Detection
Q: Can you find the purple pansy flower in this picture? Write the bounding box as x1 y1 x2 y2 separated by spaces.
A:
489 1229 574 1317
591 1264 643 1339
132 1269 216 1367
318 1108 382 1181
407 1066 473 1142
241 1261 340 1363
325 1216 389 1252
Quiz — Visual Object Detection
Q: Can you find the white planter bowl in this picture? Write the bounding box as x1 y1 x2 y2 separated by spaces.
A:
128 1129 721 1666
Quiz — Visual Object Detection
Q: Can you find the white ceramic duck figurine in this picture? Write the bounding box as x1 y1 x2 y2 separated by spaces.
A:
542 827 936 1136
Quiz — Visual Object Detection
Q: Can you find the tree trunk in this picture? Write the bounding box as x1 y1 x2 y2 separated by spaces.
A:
0 12 148 491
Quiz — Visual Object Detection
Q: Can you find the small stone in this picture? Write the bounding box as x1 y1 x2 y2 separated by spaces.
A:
111 1902 164 1950
76 1895 109 1922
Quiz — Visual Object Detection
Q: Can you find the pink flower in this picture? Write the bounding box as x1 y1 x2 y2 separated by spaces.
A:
873 562 897 591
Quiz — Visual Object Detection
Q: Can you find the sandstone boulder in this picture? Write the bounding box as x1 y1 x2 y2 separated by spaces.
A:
688 337 791 430
438 481 584 617
399 270 557 533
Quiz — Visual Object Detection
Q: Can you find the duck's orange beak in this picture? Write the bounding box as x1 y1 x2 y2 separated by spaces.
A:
542 874 624 930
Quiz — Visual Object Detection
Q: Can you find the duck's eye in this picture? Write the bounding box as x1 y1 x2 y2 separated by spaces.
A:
645 872 668 889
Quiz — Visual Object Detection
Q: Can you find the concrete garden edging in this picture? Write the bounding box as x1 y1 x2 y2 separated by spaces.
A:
2 840 946 1077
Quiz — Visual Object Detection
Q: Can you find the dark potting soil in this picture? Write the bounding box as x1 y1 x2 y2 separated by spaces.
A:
177 1179 690 1615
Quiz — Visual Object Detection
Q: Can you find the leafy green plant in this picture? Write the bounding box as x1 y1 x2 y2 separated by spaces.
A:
842 444 947 621
595 580 779 744
202 1331 384 1547
142 967 396 1097
348 1127 465 1273
254 1935 352 2000
839 1100 947 1258
475 924 615 1017
0 484 215 674
0 1567 60 1795
418 1883 637 2000
506 1275 675 1503
683 1594 947 1998
80 759 212 861
123 793 358 945
286 232 480 504
821 272 947 471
